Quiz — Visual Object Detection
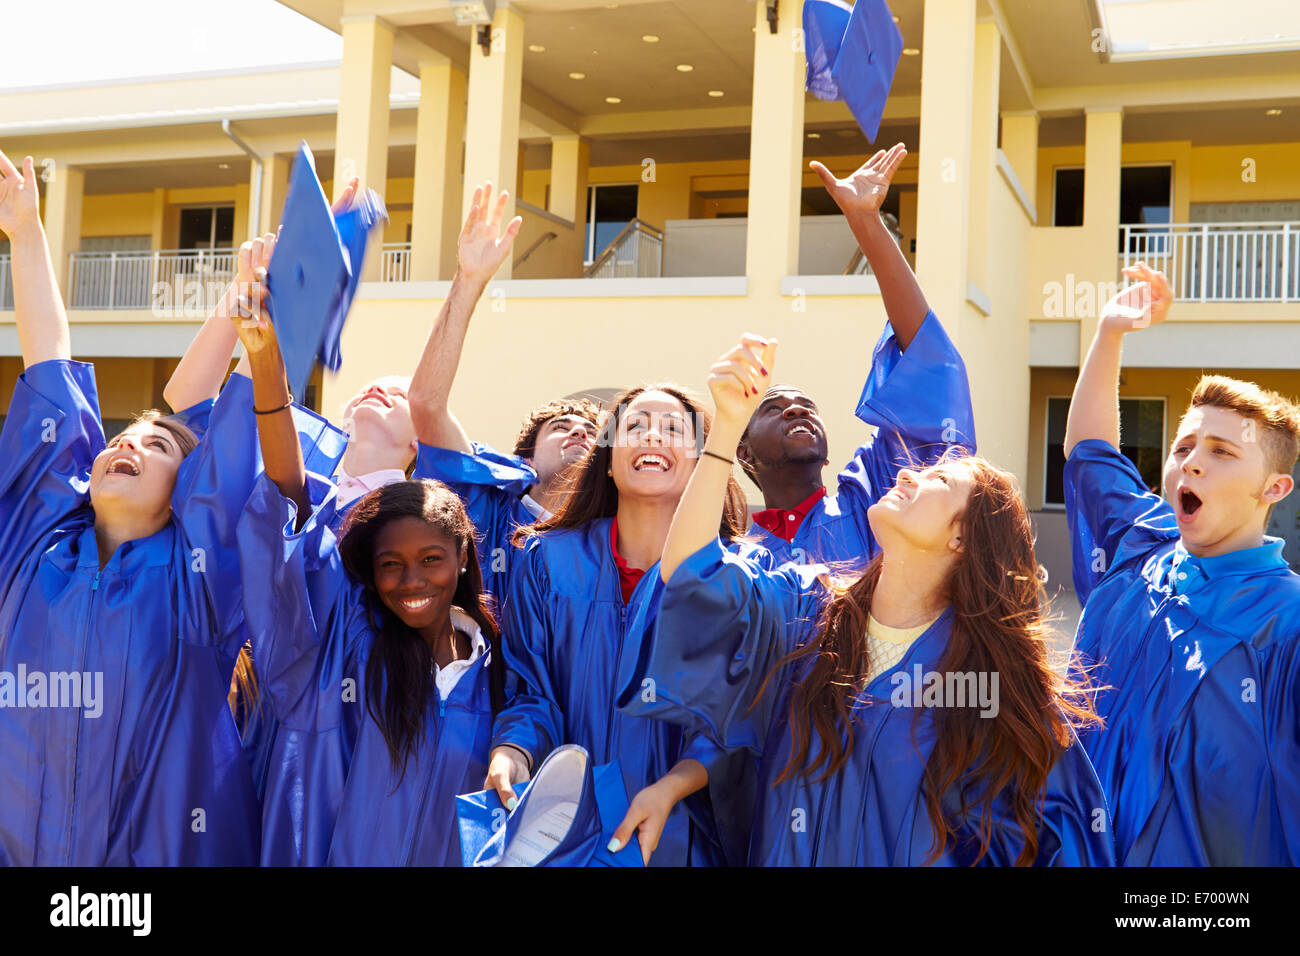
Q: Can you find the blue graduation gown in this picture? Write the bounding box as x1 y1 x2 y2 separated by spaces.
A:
0 361 271 865
413 440 539 606
237 473 497 866
618 539 1116 866
491 520 764 867
753 311 976 568
1065 438 1300 865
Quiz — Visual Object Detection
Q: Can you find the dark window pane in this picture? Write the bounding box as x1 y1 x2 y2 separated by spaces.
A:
1054 168 1084 227
1044 396 1164 505
588 184 639 260
214 206 235 246
178 208 213 249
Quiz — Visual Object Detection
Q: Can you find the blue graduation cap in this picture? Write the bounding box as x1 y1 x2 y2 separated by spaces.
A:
456 745 643 867
803 0 904 142
325 187 387 372
265 143 384 399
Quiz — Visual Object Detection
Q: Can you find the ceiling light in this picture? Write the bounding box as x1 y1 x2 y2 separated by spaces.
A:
708 90 724 97
1266 108 1283 115
218 163 230 169
528 44 545 52
676 64 693 72
893 15 900 23
450 1 494 27
605 96 622 104
642 34 659 43
569 72 586 80
902 48 920 56
807 132 821 139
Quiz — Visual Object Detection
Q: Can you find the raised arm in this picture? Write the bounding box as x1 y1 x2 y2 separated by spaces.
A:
811 144 927 349
408 181 521 454
1063 263 1172 458
228 234 308 521
0 150 70 367
661 333 777 582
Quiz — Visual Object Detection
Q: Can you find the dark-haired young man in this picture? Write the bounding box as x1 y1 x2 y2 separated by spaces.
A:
740 145 975 568
409 181 601 604
1064 262 1300 865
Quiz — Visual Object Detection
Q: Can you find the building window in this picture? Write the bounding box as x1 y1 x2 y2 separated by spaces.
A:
585 184 639 264
1053 167 1084 226
1119 164 1172 252
1044 396 1166 506
178 205 235 250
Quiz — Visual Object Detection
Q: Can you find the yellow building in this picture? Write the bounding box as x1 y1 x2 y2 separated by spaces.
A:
3 0 1299 588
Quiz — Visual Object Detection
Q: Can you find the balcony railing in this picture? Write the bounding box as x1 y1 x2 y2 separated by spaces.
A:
1120 222 1299 302
584 219 664 279
380 243 411 282
68 249 236 310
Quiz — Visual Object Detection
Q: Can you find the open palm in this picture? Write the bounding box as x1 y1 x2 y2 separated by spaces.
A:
458 180 523 283
810 143 907 219
0 150 40 239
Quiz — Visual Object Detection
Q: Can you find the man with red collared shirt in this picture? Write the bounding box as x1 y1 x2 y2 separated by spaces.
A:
736 145 975 568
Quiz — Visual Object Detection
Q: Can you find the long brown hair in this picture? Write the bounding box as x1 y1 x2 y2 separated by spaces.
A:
513 383 749 544
761 454 1100 865
339 479 505 778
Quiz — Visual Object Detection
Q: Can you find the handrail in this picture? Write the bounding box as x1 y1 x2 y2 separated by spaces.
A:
1119 220 1298 302
843 248 866 275
583 218 664 279
515 232 558 269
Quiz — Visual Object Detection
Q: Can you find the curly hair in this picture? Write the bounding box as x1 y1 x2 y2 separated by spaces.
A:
513 398 604 460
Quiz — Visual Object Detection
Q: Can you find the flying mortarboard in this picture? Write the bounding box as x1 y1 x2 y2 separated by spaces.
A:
803 0 904 142
265 143 385 399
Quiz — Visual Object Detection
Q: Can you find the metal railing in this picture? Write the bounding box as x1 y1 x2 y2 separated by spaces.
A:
0 254 12 310
68 248 236 310
1120 222 1299 302
584 219 664 279
379 242 411 282
515 231 557 270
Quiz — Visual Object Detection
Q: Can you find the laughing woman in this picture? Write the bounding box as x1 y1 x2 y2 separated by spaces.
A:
0 147 299 864
618 335 1116 866
483 382 762 866
232 272 506 865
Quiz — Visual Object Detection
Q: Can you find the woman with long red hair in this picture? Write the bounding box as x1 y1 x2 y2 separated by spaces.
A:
619 334 1114 865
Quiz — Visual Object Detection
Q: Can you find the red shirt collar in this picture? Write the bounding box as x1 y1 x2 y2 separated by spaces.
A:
751 486 828 542
610 517 646 604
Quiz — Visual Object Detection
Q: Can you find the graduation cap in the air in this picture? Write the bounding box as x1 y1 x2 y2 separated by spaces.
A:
803 0 904 142
265 143 386 399
456 745 643 868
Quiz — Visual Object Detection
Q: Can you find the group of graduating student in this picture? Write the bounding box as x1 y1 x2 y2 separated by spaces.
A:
1 137 1297 869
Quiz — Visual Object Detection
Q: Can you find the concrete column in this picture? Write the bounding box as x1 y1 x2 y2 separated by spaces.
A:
1079 107 1124 357
257 153 291 236
411 57 467 280
966 19 1001 293
334 15 394 280
743 0 805 293
463 3 525 277
1001 110 1040 207
42 163 85 300
914 0 976 345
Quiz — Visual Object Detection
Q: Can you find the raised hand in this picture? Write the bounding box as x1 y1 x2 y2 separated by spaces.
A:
457 180 523 284
1102 261 1173 334
810 143 907 220
229 232 279 355
708 333 777 431
0 150 41 239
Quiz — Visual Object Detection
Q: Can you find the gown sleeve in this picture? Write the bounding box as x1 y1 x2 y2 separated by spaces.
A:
0 360 103 598
835 312 977 522
171 372 347 653
236 470 368 730
1063 438 1179 603
490 541 563 763
618 537 827 756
